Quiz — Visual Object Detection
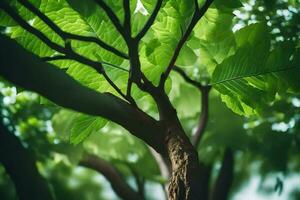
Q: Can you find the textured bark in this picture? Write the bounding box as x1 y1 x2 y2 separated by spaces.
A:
0 25 211 200
79 154 142 200
167 133 204 200
149 90 207 200
0 122 54 200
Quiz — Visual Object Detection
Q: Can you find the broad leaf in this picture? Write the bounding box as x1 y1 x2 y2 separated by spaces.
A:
211 23 300 116
70 114 107 145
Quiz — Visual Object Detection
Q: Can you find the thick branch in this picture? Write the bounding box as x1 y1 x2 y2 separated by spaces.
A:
0 121 54 200
159 0 214 86
79 154 142 200
17 0 128 59
135 0 163 40
0 35 165 153
173 66 212 199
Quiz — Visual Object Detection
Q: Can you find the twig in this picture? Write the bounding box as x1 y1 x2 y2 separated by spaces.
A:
94 0 125 37
41 55 69 62
172 66 211 147
159 0 214 87
191 85 211 147
135 0 163 40
42 55 129 72
17 0 128 59
173 66 203 89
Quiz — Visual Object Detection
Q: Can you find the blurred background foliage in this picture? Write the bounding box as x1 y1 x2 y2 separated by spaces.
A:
0 0 299 199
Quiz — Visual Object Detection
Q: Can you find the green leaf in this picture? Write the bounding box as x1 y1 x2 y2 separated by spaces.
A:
211 43 269 84
70 114 107 145
176 45 197 66
211 23 300 116
235 23 270 49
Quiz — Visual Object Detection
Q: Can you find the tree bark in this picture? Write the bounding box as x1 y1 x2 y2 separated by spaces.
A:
0 33 208 200
166 133 205 200
0 121 54 200
150 89 207 200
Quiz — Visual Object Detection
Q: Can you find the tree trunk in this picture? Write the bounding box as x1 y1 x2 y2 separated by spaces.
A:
151 90 207 200
166 133 205 200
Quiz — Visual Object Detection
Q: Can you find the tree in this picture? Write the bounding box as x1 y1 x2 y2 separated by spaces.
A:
0 0 299 199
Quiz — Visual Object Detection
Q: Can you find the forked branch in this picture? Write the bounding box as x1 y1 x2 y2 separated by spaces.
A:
17 0 128 59
0 35 166 152
0 1 132 103
173 66 211 147
159 0 214 87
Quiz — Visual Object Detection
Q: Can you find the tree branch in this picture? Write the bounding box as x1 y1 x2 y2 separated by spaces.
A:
135 0 163 41
79 154 142 200
173 66 203 89
123 0 131 38
0 120 54 200
0 1 65 52
159 0 214 87
94 0 125 38
17 0 128 59
42 55 129 72
191 86 211 147
172 66 211 147
0 2 131 102
0 35 165 153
